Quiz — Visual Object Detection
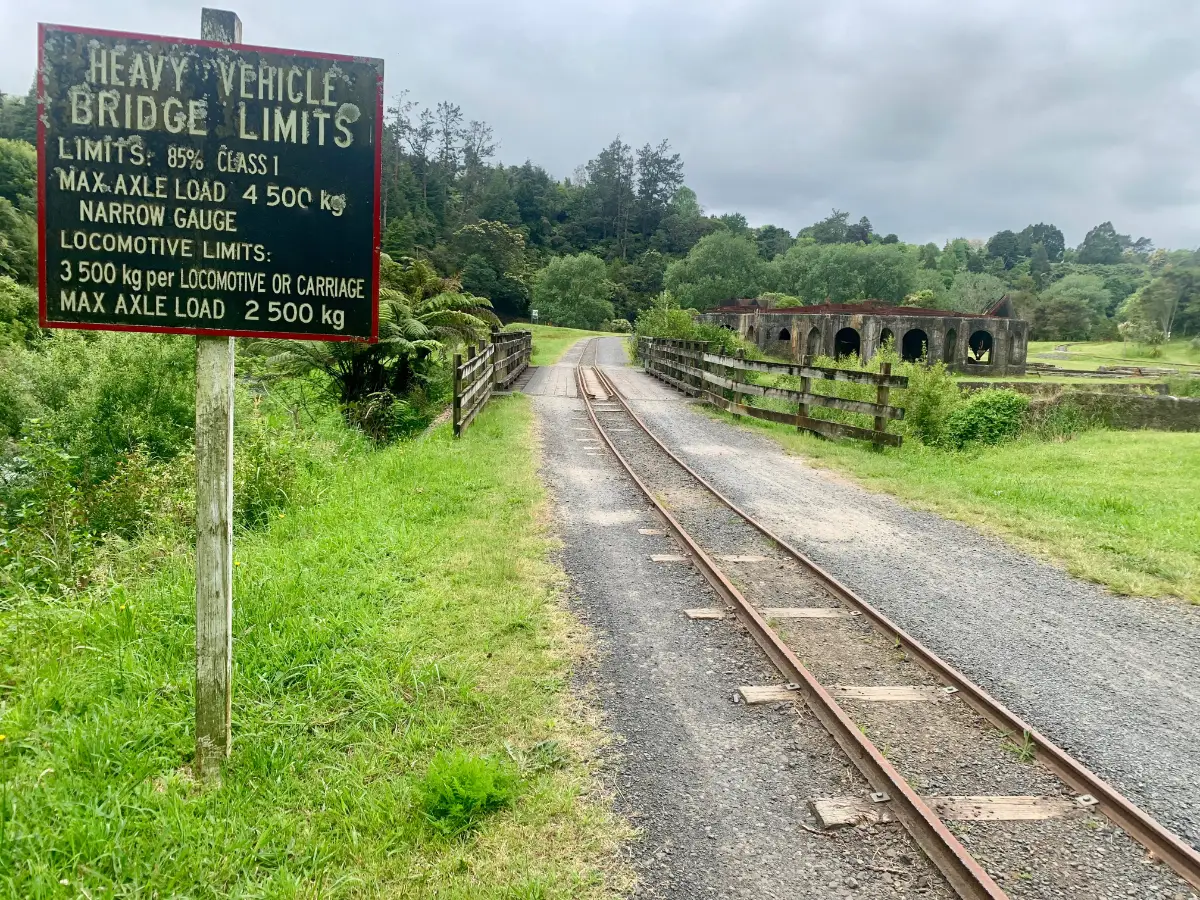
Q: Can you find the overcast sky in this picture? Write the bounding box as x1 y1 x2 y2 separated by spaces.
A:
5 0 1199 249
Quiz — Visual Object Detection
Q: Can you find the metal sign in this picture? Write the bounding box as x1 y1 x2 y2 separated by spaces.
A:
37 24 383 341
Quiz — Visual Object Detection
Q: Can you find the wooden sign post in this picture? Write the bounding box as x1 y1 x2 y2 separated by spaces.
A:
36 14 384 777
193 6 239 781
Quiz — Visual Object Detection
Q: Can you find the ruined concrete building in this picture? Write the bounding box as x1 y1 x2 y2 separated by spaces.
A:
699 297 1029 376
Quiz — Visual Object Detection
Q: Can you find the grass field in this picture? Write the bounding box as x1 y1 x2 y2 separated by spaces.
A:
1027 338 1200 371
0 398 630 898
505 325 617 366
705 410 1200 604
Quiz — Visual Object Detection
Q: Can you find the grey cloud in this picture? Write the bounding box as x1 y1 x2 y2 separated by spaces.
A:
4 0 1200 246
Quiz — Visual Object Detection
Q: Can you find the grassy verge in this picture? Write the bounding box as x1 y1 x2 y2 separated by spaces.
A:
703 407 1200 603
506 325 616 366
0 396 630 898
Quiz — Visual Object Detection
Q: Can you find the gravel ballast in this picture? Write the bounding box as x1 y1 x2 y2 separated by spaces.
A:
531 369 957 897
595 336 1200 857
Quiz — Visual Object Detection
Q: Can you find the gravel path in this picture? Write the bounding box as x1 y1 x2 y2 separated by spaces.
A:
593 336 1200 855
533 377 955 898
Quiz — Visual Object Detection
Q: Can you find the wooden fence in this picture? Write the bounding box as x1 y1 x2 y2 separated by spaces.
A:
453 330 533 436
638 337 908 447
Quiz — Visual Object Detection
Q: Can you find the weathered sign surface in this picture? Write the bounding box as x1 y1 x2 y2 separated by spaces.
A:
37 24 383 340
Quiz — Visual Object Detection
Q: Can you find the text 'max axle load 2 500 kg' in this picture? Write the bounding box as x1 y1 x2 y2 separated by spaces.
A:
37 23 383 341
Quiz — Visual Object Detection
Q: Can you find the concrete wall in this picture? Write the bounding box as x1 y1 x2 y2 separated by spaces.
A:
1032 392 1200 432
702 309 1029 376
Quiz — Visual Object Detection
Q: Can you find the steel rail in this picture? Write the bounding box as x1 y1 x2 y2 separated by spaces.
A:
591 359 1200 893
575 363 1010 900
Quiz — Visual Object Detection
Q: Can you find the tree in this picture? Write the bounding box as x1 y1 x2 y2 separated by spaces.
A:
948 272 1006 313
717 212 750 236
1029 242 1051 289
651 186 713 255
1040 274 1113 324
986 229 1021 269
635 139 684 238
1030 295 1094 341
532 253 615 328
844 216 872 244
770 243 917 305
1017 223 1064 261
0 138 35 283
805 209 850 244
1128 276 1183 340
663 231 768 309
754 225 793 260
918 242 940 269
1077 222 1127 265
0 81 36 143
582 136 636 257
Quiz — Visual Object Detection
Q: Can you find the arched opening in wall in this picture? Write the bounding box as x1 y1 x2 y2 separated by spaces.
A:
806 326 822 360
901 329 929 362
944 328 957 364
834 327 861 360
778 328 791 341
968 330 993 364
1008 332 1017 362
879 327 895 352
746 326 757 343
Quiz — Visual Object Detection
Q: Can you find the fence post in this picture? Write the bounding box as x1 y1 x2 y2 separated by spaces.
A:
453 352 463 437
729 348 742 409
797 366 811 432
491 330 502 388
873 362 892 450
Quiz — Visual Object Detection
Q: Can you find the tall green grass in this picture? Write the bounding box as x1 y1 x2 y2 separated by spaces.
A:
0 397 629 898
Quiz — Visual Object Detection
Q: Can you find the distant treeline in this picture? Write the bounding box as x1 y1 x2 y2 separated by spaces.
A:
2 80 1196 342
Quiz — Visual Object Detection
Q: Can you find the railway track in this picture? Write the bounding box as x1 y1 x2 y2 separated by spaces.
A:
574 348 1200 899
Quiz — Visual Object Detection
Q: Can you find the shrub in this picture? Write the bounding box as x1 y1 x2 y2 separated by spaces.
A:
941 390 1030 449
897 362 962 445
417 750 518 836
602 318 632 333
0 421 94 601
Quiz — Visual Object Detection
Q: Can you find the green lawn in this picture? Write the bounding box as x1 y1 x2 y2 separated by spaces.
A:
505 325 617 366
1027 339 1200 371
705 410 1200 603
0 398 630 898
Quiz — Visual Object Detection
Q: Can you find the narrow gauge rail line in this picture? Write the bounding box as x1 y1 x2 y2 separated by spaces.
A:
575 353 1200 898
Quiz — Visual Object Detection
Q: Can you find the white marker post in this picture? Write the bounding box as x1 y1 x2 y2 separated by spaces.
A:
194 7 241 780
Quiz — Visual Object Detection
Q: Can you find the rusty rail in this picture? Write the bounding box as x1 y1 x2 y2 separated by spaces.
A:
585 357 1200 894
577 363 1008 900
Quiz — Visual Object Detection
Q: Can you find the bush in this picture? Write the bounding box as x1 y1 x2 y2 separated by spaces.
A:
417 750 518 836
897 362 962 446
633 292 754 358
0 421 94 601
941 390 1030 449
602 318 632 333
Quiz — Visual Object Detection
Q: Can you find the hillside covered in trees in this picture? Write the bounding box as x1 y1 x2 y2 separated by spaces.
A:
2 82 1197 344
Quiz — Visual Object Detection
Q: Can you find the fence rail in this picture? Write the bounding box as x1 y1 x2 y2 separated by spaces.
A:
453 330 533 436
638 337 908 448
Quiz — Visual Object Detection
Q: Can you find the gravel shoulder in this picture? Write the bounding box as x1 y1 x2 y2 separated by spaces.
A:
594 336 1200 853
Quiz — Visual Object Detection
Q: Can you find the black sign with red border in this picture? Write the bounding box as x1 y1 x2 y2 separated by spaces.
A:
37 24 382 341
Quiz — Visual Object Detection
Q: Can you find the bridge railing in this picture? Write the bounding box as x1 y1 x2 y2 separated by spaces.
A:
637 336 908 448
453 330 532 437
